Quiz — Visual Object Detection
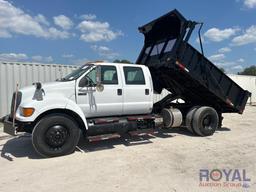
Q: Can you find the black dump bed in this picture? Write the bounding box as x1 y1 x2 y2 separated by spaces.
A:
137 9 251 114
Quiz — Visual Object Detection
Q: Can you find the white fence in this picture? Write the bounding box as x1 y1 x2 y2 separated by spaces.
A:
153 89 170 103
228 74 256 105
0 61 77 117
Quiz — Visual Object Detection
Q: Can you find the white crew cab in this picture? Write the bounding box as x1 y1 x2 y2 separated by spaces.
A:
16 62 153 122
4 62 160 157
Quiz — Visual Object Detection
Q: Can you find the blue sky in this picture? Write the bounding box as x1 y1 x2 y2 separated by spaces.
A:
0 0 256 73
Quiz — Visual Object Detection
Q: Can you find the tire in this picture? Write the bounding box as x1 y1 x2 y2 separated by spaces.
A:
32 113 81 157
185 106 199 133
192 106 219 136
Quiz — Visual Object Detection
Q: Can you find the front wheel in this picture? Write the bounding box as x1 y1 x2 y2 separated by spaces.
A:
32 114 81 157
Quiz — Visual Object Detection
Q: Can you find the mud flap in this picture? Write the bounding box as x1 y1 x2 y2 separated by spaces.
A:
3 116 17 136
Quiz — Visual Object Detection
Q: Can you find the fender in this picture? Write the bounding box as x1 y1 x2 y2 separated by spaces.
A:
15 96 88 130
65 99 88 130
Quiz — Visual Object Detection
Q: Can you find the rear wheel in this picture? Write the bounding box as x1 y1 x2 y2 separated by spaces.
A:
192 106 219 136
185 106 200 133
32 114 81 157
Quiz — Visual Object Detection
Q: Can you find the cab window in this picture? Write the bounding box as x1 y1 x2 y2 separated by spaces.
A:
101 66 118 85
123 67 145 85
79 65 118 87
86 68 97 84
78 68 96 87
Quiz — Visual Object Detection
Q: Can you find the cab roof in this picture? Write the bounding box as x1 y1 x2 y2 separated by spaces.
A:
89 62 147 68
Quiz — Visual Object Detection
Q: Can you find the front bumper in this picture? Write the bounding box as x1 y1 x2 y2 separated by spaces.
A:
3 116 18 136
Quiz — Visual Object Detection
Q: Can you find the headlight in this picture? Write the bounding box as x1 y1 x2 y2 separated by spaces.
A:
21 107 35 117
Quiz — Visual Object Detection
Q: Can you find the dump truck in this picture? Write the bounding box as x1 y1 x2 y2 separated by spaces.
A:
3 10 251 157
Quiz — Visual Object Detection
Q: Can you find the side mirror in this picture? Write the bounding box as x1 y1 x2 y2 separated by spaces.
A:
79 77 89 87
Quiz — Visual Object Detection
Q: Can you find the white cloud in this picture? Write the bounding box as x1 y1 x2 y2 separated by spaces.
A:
232 25 256 46
0 0 47 38
53 15 73 30
232 65 244 70
0 0 70 39
244 0 256 8
62 54 74 58
35 14 49 26
48 27 70 39
91 45 110 52
237 58 245 63
212 59 246 74
218 47 232 53
72 58 89 65
31 55 43 61
91 45 119 59
31 55 53 63
215 61 236 67
209 53 226 62
0 52 54 63
44 56 53 63
204 27 240 42
78 20 123 42
80 14 97 20
0 30 11 38
0 53 28 61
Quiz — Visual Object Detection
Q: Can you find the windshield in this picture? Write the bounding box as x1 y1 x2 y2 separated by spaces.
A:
57 64 94 81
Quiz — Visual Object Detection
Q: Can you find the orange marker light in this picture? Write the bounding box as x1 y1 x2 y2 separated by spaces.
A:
22 108 35 117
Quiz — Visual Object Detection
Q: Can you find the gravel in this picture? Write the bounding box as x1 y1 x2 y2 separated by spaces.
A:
0 106 255 192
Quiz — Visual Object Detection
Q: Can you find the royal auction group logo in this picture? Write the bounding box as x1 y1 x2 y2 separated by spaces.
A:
199 169 251 188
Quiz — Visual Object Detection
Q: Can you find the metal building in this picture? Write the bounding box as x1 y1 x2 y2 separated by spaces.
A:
228 74 256 105
0 61 77 117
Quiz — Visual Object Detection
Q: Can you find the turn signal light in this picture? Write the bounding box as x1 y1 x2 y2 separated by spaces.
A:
21 108 35 117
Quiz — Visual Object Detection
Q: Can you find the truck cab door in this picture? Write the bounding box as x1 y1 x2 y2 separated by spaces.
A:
76 65 123 118
121 66 153 115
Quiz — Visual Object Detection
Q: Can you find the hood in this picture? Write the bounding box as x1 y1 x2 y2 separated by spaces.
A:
19 81 76 103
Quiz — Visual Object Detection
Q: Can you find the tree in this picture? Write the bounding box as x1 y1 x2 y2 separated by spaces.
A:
238 65 256 76
113 59 133 64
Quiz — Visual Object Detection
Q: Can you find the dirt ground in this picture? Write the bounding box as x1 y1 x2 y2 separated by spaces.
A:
0 106 255 192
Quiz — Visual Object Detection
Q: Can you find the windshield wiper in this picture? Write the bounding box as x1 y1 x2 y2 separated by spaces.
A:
56 77 68 82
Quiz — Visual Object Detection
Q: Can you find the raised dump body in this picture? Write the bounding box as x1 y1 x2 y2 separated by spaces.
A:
137 9 251 114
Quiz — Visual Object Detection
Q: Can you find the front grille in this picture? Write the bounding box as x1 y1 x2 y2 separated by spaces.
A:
10 91 22 118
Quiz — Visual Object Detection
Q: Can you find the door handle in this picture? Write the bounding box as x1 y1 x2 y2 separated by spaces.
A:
117 89 122 95
78 92 87 96
145 89 149 95
78 88 87 96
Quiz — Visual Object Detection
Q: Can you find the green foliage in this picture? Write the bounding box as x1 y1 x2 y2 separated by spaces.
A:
238 65 256 76
113 59 133 64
